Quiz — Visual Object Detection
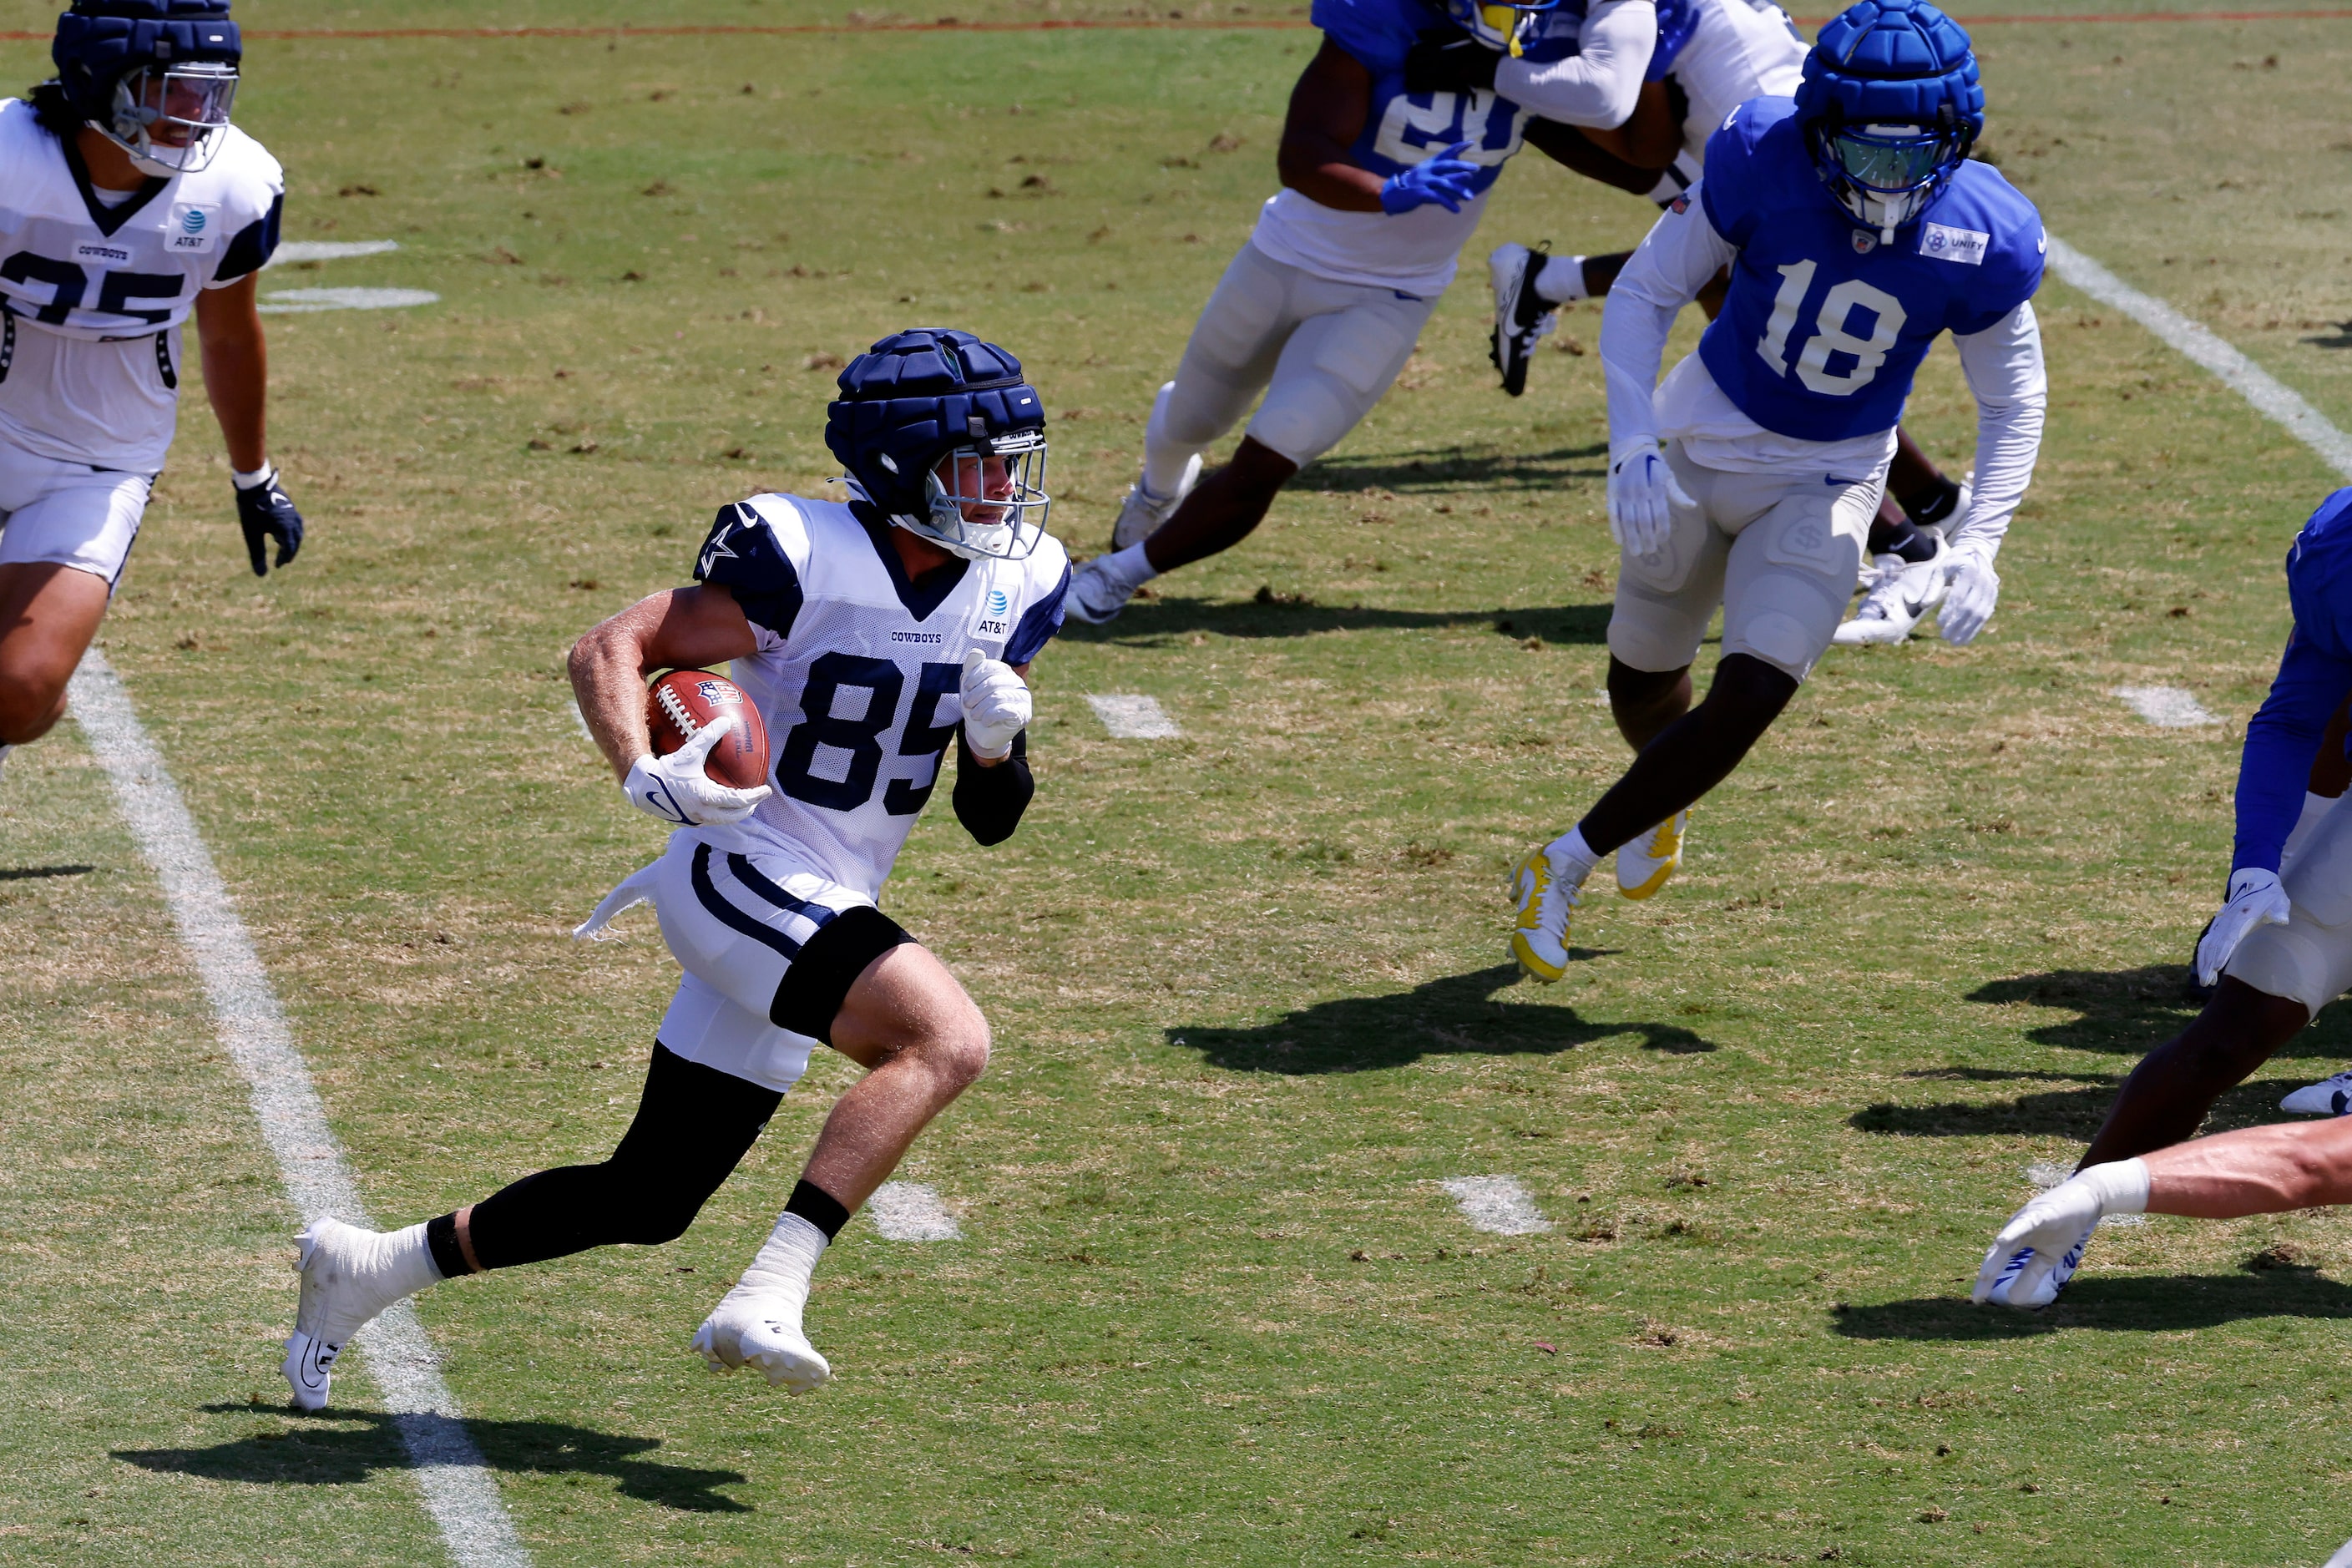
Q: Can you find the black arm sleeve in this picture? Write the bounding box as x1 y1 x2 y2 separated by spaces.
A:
952 730 1034 847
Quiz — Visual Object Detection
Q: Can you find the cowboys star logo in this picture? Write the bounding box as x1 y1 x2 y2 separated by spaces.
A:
698 504 747 578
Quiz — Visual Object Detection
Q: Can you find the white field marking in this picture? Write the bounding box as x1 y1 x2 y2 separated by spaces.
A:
571 701 594 744
259 286 440 315
1085 693 1181 739
267 239 402 266
2022 1163 2145 1227
2113 685 2221 729
865 1182 963 1242
67 651 531 1568
2046 235 2352 481
1441 1176 1553 1236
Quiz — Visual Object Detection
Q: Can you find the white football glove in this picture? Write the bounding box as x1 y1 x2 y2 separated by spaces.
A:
623 711 771 827
1973 1160 2148 1308
2193 867 2293 988
1939 547 2000 646
1606 444 1691 559
960 647 1030 761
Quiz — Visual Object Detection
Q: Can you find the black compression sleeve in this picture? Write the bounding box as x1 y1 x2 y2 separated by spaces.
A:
952 729 1033 846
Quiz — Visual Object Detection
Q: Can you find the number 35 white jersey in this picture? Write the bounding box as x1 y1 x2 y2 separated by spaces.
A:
690 492 1071 901
0 98 284 473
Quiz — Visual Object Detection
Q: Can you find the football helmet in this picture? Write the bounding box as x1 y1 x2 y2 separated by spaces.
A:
823 328 1050 562
53 0 241 178
1442 0 1561 56
1793 0 1982 240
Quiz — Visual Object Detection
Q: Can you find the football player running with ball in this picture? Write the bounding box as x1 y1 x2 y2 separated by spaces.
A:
1063 0 1581 624
0 0 302 779
278 331 1069 1409
1510 0 2046 981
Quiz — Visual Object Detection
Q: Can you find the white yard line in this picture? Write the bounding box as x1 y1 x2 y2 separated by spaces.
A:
2112 685 2220 729
1085 693 1181 739
259 286 440 315
865 1182 963 1242
267 239 402 266
2046 235 2352 481
68 651 530 1568
1440 1176 1553 1236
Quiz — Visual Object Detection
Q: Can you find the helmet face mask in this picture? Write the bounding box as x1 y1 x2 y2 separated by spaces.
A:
1442 0 1559 56
917 429 1050 562
1817 119 1967 233
100 59 237 176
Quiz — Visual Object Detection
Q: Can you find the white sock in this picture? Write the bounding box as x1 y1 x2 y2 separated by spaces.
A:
732 1211 829 1321
1642 151 1702 208
1094 542 1159 594
1140 382 1205 498
1544 827 1598 883
1532 255 1589 303
2280 790 2340 877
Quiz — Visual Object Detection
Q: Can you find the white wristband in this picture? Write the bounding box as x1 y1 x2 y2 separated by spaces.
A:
2080 1159 2151 1216
234 463 276 490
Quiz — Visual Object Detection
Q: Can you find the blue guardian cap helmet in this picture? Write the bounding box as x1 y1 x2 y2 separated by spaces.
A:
823 328 1051 563
1793 0 1983 241
52 0 241 178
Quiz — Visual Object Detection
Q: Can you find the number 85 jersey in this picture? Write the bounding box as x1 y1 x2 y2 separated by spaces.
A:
1693 97 2043 443
690 492 1070 899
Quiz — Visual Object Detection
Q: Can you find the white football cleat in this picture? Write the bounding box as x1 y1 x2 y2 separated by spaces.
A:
1062 556 1136 625
1832 531 1948 645
1508 846 1583 983
1980 1220 2093 1309
2282 1070 2352 1115
1616 810 1688 901
282 1217 438 1411
1487 241 1559 398
1110 456 1201 552
692 1293 832 1393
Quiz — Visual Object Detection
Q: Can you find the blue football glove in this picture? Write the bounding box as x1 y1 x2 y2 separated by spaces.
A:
1379 142 1479 215
235 468 305 576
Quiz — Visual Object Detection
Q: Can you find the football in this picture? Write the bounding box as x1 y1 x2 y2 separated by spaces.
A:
646 669 771 791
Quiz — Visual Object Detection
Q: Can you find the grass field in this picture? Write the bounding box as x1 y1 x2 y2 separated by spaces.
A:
7 1 2352 1562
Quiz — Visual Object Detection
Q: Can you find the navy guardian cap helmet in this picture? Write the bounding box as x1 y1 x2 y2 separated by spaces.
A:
1793 0 1983 241
823 328 1051 562
53 0 241 177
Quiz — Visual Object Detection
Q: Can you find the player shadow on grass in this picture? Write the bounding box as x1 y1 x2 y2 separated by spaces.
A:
115 1406 750 1512
1294 442 1611 494
1167 963 1715 1074
1060 594 1614 645
1829 1263 2352 1340
1849 1071 2289 1141
1965 966 2352 1060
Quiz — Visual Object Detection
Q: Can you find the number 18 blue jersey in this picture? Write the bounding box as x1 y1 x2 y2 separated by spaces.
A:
1694 97 2045 443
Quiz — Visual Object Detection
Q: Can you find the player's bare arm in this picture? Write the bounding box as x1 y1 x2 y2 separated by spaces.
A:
1276 39 1384 212
191 272 268 472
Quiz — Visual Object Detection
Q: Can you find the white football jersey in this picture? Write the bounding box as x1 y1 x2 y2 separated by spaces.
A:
0 98 284 471
691 493 1071 900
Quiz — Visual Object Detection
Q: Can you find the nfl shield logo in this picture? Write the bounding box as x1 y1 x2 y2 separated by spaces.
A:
1668 195 1690 215
1851 230 1877 255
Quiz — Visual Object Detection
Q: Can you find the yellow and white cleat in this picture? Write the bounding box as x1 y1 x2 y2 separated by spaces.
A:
1509 847 1583 983
1615 809 1688 901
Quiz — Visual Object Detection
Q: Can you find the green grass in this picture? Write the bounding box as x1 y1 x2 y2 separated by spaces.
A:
7 3 2352 1563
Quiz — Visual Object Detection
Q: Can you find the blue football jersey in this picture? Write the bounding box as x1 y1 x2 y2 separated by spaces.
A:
1313 0 1584 187
1693 97 2046 443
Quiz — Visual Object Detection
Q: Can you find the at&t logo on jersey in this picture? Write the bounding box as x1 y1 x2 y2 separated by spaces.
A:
167 203 218 253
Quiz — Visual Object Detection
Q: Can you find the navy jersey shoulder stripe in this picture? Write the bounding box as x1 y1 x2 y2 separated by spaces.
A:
1004 560 1069 667
695 501 805 640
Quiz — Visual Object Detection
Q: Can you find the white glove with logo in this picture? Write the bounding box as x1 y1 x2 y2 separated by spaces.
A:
2193 867 2294 988
1606 443 1692 559
1972 1160 2149 1308
1939 545 2000 646
960 647 1031 761
624 712 771 827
